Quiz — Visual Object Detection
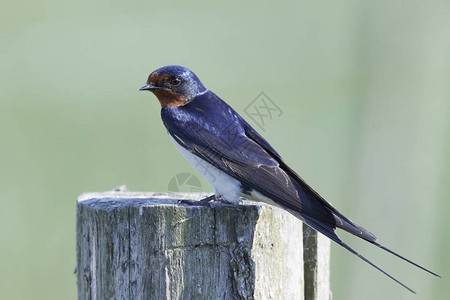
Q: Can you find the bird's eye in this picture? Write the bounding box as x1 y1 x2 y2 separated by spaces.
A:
170 77 182 86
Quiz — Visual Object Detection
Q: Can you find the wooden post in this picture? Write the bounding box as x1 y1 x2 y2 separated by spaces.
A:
303 226 331 300
76 190 331 300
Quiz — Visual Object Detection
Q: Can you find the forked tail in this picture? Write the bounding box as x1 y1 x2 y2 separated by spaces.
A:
370 241 440 277
300 214 440 293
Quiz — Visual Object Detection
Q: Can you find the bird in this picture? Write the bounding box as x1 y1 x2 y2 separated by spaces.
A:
140 65 439 293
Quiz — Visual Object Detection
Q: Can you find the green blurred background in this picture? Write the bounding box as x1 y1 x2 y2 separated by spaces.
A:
1 0 449 299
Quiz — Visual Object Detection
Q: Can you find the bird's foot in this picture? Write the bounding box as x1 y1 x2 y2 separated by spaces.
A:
179 195 240 207
179 194 216 207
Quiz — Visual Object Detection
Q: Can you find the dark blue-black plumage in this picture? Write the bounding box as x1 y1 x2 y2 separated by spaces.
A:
161 90 376 240
140 65 439 293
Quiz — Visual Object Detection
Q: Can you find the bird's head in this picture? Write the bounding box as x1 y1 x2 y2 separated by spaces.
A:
139 65 207 107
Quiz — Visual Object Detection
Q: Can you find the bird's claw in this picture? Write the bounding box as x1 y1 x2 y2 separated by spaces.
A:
179 195 216 207
178 194 240 207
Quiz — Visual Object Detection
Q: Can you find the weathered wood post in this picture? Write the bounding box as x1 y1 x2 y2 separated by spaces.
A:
76 190 331 300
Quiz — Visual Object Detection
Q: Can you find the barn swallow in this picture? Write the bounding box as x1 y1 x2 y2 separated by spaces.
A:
140 65 439 293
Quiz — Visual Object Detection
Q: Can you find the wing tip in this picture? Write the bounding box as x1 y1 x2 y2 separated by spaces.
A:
301 214 419 294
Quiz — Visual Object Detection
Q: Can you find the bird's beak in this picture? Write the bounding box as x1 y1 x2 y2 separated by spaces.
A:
139 84 160 91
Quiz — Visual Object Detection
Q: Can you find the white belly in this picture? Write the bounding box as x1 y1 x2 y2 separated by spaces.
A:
169 134 242 203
